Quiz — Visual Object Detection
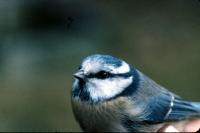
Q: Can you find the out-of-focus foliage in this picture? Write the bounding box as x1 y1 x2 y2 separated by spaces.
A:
0 0 200 131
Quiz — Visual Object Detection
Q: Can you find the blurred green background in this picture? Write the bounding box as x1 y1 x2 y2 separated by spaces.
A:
0 0 200 131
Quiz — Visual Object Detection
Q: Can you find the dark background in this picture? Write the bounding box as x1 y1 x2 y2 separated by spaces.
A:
0 0 200 131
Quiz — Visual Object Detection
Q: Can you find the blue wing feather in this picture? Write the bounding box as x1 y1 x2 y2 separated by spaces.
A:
167 98 200 120
144 93 200 123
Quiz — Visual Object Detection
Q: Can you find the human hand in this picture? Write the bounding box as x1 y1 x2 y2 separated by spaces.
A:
158 119 200 132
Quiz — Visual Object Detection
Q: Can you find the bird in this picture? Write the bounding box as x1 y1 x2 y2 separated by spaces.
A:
71 54 200 132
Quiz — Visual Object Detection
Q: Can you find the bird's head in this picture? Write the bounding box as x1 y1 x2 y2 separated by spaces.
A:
72 54 139 104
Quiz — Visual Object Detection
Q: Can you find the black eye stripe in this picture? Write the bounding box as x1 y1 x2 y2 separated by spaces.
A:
115 72 132 78
87 71 110 79
87 71 132 79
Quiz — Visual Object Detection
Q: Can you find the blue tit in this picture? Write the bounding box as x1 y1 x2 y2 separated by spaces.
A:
71 54 200 132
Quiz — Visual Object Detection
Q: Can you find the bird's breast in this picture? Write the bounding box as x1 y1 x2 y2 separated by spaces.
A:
71 97 129 132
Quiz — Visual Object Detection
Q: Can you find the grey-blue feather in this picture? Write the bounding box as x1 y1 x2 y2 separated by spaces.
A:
128 69 200 122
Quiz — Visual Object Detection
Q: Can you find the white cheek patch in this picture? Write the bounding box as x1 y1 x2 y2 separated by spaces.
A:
87 76 133 102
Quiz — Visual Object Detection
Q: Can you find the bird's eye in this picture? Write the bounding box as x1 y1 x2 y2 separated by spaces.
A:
95 71 110 79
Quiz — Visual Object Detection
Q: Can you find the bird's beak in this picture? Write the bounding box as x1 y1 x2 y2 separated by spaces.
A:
74 70 85 80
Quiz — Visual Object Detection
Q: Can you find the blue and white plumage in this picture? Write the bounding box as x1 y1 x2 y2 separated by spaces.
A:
71 54 200 132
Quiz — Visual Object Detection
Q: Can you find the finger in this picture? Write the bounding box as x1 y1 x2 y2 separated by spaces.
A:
184 119 200 132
